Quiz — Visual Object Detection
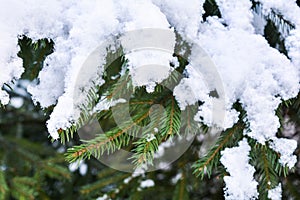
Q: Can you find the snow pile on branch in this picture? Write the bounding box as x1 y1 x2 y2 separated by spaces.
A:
216 0 254 32
0 0 172 139
1 0 298 142
121 28 176 93
0 0 72 106
268 184 282 200
151 0 205 39
270 137 297 168
195 17 298 142
170 0 299 143
0 0 299 198
220 139 258 200
140 179 155 188
258 0 300 76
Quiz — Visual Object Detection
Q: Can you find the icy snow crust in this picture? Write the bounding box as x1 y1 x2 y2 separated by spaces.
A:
0 0 299 199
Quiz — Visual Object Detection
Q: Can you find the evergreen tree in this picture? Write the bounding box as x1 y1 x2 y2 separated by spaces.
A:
1 0 300 199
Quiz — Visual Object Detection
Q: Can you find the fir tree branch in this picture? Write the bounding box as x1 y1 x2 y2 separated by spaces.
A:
262 147 272 190
41 163 72 180
252 1 295 41
181 104 202 135
160 97 181 139
106 70 132 100
248 139 287 199
132 135 159 167
80 173 129 196
129 100 154 105
11 177 38 200
172 174 189 200
66 109 150 162
0 170 9 200
192 124 244 178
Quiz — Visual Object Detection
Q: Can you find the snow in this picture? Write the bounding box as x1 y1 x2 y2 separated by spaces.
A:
68 160 88 176
132 165 147 177
171 1 299 137
171 173 182 184
154 139 175 158
258 0 300 76
0 0 174 138
252 4 267 35
125 51 174 93
121 27 176 93
216 0 254 32
192 17 299 143
286 30 300 77
140 179 155 188
1 1 300 199
0 91 10 106
96 194 109 200
0 39 23 105
47 96 75 139
269 137 297 169
258 0 300 26
268 184 282 200
0 0 72 106
174 64 210 110
151 0 205 39
146 133 156 142
27 51 68 107
2 0 297 142
123 177 132 184
79 163 88 176
220 139 258 200
9 97 24 109
93 98 126 113
282 117 297 137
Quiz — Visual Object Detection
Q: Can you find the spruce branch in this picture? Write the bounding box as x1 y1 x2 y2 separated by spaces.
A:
192 124 244 179
172 174 189 200
0 170 9 200
181 104 203 135
80 173 129 196
11 177 38 200
132 135 159 166
248 139 288 199
203 0 222 21
130 100 165 167
65 109 151 163
160 97 181 139
58 84 100 144
106 69 133 100
41 163 72 180
252 1 295 34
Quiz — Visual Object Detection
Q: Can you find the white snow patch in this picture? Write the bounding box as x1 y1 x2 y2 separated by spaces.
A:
125 51 174 93
171 173 182 184
69 160 88 175
96 194 109 200
220 139 258 200
123 177 132 184
140 179 155 188
151 0 205 39
216 0 254 32
269 137 297 169
93 98 126 113
9 97 24 109
268 184 282 200
146 133 156 142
